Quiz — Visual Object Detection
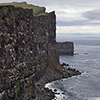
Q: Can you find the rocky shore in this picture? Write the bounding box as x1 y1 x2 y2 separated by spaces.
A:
35 56 81 100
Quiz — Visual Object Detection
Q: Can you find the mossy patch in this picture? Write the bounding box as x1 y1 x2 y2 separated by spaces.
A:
2 7 8 14
35 13 49 17
41 63 46 69
35 11 55 18
24 81 26 89
15 81 20 100
28 75 32 84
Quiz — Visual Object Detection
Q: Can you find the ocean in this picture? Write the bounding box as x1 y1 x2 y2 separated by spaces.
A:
45 37 100 100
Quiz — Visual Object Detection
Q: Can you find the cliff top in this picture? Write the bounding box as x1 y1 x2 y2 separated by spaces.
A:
0 1 46 16
56 41 73 44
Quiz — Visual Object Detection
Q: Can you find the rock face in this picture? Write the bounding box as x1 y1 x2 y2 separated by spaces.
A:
0 5 56 69
0 4 80 100
56 42 74 55
0 5 56 100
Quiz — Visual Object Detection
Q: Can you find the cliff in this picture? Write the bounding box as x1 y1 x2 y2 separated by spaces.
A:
0 5 56 100
56 42 74 55
0 3 80 100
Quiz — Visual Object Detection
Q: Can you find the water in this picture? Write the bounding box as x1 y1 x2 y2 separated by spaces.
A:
45 37 100 100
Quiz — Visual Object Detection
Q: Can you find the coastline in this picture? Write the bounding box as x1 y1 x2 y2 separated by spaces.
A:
0 4 81 100
45 72 85 100
35 57 81 100
45 80 70 100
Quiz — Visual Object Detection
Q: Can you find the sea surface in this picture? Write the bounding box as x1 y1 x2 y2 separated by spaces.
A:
45 37 100 100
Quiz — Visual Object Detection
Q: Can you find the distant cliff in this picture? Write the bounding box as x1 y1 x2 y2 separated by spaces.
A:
56 42 74 55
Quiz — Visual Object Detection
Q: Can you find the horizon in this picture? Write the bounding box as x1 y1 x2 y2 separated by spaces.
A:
56 33 100 42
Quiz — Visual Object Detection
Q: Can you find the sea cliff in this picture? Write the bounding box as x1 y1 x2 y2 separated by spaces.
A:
56 42 74 55
0 2 80 100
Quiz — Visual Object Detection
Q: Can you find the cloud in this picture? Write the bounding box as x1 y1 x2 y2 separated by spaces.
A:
28 0 100 7
44 0 100 27
57 20 90 26
83 9 100 20
56 26 100 34
57 19 100 26
43 0 100 28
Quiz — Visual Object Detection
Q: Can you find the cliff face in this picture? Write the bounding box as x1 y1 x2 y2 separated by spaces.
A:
56 42 74 55
0 6 35 69
34 12 56 59
0 5 56 100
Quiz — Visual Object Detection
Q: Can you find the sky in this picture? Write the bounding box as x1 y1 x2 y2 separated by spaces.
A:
0 0 100 36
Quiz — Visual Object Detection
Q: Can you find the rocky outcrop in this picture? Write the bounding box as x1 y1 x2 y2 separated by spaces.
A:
56 42 74 55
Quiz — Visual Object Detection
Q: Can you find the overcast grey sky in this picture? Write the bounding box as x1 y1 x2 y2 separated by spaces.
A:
0 0 100 36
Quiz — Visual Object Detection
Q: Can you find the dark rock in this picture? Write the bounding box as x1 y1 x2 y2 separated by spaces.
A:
54 89 57 92
61 63 69 66
55 92 60 95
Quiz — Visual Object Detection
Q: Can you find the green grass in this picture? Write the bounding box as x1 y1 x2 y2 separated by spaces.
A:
28 75 32 84
0 2 45 16
35 13 49 17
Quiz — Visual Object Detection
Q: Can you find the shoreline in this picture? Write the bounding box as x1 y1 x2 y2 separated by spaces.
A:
45 71 84 100
35 59 81 100
45 80 69 100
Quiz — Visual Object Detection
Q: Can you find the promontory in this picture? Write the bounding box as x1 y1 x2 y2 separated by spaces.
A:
0 2 80 100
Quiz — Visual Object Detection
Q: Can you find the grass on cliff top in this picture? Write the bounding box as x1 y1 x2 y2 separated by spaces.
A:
35 11 55 17
35 13 49 17
0 2 45 16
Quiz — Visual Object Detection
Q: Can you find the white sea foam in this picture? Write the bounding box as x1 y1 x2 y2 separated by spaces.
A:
45 82 69 100
88 97 100 100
